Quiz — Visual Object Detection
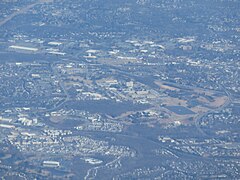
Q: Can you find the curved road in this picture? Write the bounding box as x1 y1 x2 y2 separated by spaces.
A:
194 85 232 136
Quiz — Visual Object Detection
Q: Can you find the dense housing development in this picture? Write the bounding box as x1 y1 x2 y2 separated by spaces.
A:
0 0 239 179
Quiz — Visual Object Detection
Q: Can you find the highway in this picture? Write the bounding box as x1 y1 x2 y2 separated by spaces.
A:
193 85 232 137
0 0 52 28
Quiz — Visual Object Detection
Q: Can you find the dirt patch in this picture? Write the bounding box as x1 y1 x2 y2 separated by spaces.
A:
154 81 180 91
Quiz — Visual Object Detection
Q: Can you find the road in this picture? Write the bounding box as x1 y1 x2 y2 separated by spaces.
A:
0 0 52 28
194 85 232 136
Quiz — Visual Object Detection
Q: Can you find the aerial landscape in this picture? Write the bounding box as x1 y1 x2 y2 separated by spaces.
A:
0 0 239 179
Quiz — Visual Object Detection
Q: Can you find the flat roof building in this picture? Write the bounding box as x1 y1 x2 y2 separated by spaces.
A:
43 161 60 168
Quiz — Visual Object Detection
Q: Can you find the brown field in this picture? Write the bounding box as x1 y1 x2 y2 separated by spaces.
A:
150 81 229 126
190 106 209 114
50 116 66 123
160 96 188 106
211 96 228 107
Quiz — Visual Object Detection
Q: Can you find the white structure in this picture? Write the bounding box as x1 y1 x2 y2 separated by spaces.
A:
43 161 60 168
9 45 38 52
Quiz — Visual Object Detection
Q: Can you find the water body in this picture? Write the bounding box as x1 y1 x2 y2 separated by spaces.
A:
166 106 195 115
65 100 150 117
